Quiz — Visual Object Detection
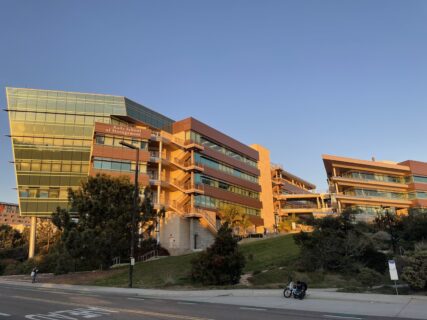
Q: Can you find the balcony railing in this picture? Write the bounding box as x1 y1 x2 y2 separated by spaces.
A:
340 172 405 184
283 203 318 209
171 179 204 193
341 190 408 200
172 157 204 170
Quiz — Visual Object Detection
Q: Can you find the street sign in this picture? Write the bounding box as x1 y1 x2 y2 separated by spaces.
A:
388 260 398 280
130 257 135 266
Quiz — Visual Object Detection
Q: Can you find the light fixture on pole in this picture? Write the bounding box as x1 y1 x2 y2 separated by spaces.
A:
119 140 140 288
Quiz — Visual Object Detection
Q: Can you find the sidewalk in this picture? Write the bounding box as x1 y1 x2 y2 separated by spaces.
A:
1 277 426 319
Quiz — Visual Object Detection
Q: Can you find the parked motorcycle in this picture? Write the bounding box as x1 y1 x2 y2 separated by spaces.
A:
283 281 307 300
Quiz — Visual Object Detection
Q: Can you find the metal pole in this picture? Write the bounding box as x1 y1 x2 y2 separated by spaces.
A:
394 280 399 295
129 148 139 288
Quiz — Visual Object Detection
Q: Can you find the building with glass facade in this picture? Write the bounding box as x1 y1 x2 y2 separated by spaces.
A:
323 154 427 221
6 87 266 255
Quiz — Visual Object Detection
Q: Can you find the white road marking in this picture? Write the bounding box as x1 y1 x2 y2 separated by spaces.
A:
25 307 117 319
0 313 11 317
127 297 145 301
239 307 267 311
323 315 363 320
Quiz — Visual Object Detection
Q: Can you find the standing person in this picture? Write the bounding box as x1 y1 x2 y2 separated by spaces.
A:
31 267 39 283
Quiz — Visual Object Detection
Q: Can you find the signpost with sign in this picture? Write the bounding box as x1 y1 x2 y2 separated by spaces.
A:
388 260 399 295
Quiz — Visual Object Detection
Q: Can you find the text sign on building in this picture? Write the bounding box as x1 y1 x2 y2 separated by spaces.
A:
388 260 399 281
104 125 145 138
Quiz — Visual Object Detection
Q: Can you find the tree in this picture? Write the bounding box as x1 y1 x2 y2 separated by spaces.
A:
397 211 427 251
36 218 60 254
52 174 164 271
0 225 26 250
374 207 399 253
191 223 246 285
293 208 385 272
220 205 251 236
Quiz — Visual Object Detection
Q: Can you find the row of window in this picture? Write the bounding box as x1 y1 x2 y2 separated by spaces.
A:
409 176 427 184
13 136 92 148
194 153 258 183
14 149 91 163
344 188 427 200
126 100 174 132
8 91 125 116
16 161 89 174
95 135 148 150
342 171 404 184
186 131 257 167
342 172 427 185
17 174 86 187
7 88 123 103
408 192 427 199
345 188 406 200
195 174 259 199
19 187 69 199
93 157 147 173
19 200 69 215
194 195 260 216
9 111 111 125
11 122 95 138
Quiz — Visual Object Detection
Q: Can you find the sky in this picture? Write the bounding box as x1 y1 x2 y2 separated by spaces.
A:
0 0 426 203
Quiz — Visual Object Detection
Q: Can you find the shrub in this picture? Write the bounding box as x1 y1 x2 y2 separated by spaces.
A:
402 248 427 290
357 267 383 288
191 223 245 285
360 246 388 274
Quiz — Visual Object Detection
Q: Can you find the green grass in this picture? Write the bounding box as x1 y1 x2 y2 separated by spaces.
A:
240 235 300 272
93 234 299 288
94 253 196 288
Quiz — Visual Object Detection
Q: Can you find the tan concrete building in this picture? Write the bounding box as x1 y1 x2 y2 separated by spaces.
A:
323 154 427 221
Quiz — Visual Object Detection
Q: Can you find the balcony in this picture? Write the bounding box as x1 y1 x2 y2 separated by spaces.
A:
283 202 318 209
168 200 217 234
170 178 204 194
170 137 204 150
333 171 406 185
170 157 204 171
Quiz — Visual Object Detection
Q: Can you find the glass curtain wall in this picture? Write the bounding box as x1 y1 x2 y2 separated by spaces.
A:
7 88 126 216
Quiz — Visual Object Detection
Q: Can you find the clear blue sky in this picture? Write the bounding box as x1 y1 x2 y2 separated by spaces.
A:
1 0 426 203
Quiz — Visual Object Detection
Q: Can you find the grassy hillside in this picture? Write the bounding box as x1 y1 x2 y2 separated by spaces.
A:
93 235 300 288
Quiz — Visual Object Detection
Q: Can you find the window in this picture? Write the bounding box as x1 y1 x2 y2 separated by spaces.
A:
111 161 121 171
413 176 427 184
95 135 105 145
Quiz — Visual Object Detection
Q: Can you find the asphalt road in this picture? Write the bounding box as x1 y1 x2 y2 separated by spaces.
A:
0 283 414 320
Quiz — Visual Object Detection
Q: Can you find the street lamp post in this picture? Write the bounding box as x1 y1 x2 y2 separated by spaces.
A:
120 140 139 288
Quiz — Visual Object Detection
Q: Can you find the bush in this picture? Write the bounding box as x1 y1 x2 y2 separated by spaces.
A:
360 246 388 274
402 248 427 290
38 244 75 275
357 268 383 288
191 223 245 285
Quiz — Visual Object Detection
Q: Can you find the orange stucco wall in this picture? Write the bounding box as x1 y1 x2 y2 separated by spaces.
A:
250 144 275 231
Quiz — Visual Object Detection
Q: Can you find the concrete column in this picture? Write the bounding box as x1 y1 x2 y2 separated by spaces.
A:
157 140 163 245
157 140 163 204
189 218 195 250
28 216 37 259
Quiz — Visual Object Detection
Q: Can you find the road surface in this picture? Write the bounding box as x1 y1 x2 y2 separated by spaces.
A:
0 283 414 320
